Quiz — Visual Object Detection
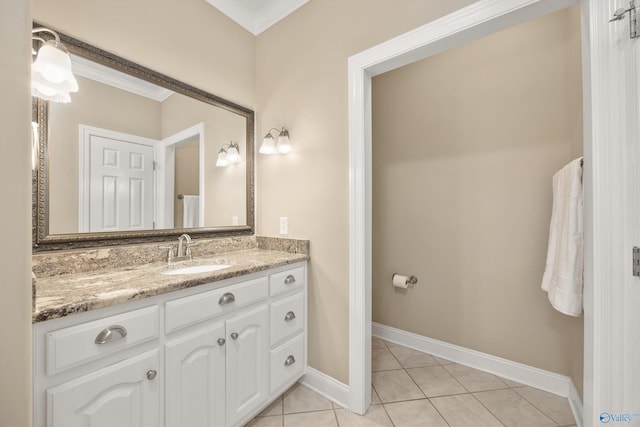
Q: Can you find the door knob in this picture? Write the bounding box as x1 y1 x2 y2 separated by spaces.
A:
230 332 239 340
146 370 157 380
217 338 226 346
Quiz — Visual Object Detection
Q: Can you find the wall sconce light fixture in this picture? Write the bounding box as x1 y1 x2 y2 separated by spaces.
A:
31 27 78 103
259 127 291 154
216 142 241 167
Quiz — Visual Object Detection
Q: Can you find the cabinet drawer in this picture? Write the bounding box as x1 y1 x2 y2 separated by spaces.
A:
270 266 305 297
270 333 304 394
46 306 159 375
270 292 304 346
165 276 268 333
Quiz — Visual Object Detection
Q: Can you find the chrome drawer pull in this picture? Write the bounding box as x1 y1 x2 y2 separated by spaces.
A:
218 293 236 305
284 275 296 285
146 370 157 380
284 355 296 367
230 332 239 340
284 311 296 322
217 338 226 346
94 325 127 345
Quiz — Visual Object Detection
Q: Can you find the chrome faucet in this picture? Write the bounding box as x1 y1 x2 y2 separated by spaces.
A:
160 233 192 264
177 233 192 260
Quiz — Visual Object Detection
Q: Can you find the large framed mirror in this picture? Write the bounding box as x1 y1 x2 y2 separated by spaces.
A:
32 23 254 251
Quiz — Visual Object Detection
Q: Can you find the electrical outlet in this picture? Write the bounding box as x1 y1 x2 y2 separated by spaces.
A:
232 216 239 226
279 217 288 235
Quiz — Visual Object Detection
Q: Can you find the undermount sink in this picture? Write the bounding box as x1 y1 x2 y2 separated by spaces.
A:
162 264 231 276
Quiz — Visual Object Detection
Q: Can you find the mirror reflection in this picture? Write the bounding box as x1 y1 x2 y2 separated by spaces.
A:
47 55 247 234
31 24 255 251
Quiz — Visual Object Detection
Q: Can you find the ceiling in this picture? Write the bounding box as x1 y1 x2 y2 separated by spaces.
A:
205 0 310 35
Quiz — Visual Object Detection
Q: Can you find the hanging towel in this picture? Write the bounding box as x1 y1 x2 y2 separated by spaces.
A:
541 157 583 316
182 195 200 228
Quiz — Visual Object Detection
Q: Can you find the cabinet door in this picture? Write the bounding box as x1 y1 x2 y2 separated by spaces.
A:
225 304 269 426
46 350 159 427
165 322 226 427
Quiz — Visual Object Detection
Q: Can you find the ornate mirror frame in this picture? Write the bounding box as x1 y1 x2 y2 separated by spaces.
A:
32 24 255 251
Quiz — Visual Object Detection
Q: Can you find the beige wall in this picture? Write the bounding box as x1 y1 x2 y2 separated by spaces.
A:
257 0 478 384
0 0 32 424
161 93 247 227
371 6 583 393
48 76 162 234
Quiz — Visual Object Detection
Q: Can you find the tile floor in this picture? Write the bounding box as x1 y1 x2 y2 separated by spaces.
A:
246 337 577 426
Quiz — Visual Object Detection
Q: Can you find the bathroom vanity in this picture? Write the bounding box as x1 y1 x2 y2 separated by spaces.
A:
32 240 308 427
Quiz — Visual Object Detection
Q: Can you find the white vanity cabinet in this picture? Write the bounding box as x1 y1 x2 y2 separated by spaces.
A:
46 350 160 427
33 261 307 427
165 322 226 427
165 303 270 427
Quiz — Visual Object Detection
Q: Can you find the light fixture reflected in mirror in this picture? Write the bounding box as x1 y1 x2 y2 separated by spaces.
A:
31 122 39 171
260 127 291 154
31 27 78 103
216 142 241 167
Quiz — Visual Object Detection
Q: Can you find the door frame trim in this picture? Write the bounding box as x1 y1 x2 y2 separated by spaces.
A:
157 123 205 229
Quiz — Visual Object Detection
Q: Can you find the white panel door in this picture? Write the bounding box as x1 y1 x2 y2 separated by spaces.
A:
46 350 160 427
165 322 226 427
225 305 269 427
89 135 154 232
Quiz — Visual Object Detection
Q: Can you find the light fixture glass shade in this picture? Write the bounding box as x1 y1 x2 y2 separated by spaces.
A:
226 144 241 163
276 129 291 154
259 134 276 154
31 41 78 103
216 150 228 167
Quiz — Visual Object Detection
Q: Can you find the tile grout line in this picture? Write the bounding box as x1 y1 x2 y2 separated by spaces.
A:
385 339 455 427
510 388 566 426
381 339 541 427
467 391 508 427
471 389 557 427
332 406 340 426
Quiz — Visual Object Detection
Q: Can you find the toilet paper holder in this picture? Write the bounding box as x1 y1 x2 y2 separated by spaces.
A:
392 273 418 286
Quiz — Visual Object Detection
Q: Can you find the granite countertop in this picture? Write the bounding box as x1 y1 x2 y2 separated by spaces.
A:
33 248 308 323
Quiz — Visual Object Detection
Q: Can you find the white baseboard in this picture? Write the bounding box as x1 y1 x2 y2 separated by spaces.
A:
300 367 350 409
373 322 583 426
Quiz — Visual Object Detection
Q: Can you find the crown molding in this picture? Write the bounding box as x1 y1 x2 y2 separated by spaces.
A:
205 0 309 35
71 54 174 102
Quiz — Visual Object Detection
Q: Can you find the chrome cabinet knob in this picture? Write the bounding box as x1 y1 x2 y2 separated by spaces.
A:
230 332 239 340
217 338 226 346
146 370 157 380
218 293 236 305
284 355 296 367
94 325 127 345
284 311 296 322
284 275 296 285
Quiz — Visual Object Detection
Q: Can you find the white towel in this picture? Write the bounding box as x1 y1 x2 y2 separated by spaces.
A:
182 195 200 228
541 157 583 316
